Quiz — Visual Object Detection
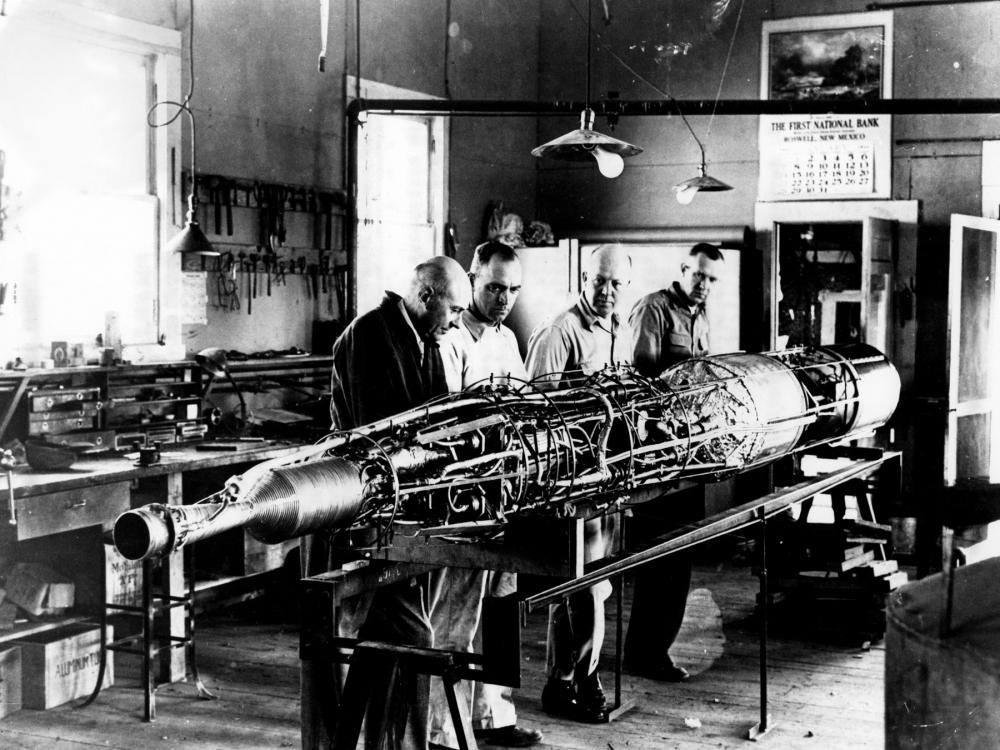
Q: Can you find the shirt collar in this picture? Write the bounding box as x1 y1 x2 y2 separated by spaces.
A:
667 282 704 314
386 291 425 349
460 307 497 342
575 294 619 333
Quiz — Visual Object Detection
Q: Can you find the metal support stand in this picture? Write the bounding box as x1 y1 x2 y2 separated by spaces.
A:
607 513 635 721
333 640 477 750
940 526 955 639
747 511 773 741
80 545 216 720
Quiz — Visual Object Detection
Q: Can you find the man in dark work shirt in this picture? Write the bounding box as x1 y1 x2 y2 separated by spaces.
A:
306 256 469 750
624 242 726 683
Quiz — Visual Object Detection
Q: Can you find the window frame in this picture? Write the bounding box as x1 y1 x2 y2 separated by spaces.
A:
348 76 448 315
0 2 181 358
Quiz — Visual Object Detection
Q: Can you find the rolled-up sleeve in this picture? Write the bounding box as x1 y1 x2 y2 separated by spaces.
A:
629 299 669 377
525 325 572 388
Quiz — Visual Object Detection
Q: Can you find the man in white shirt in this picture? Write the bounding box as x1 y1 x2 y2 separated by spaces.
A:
430 242 542 749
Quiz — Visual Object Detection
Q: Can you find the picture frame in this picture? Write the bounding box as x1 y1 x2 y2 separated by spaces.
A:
761 11 893 102
758 12 894 201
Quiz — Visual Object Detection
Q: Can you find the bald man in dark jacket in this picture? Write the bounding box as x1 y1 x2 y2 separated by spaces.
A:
304 256 469 750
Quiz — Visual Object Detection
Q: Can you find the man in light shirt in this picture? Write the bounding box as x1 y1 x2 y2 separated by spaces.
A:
430 242 542 749
524 243 632 724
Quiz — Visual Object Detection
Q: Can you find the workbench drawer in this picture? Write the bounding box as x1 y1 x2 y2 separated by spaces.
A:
13 482 130 541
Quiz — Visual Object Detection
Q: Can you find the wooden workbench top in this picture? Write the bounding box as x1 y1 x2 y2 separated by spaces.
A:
4 440 308 497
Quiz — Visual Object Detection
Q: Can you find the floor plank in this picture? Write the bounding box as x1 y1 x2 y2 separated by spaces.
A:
0 556 887 750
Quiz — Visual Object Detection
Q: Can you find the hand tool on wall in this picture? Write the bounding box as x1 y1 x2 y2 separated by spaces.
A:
239 251 251 315
319 254 329 295
253 182 268 247
0 282 7 315
309 263 319 299
333 264 347 320
227 252 240 310
210 177 223 234
215 252 240 311
297 257 310 298
2 449 15 525
264 251 275 296
318 254 330 316
275 186 288 248
223 178 234 235
169 147 176 227
318 191 334 251
249 251 259 302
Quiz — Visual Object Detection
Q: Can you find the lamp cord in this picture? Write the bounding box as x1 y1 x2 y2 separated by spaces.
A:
444 0 452 99
566 0 745 168
585 0 592 110
147 0 198 197
705 0 746 143
355 0 361 102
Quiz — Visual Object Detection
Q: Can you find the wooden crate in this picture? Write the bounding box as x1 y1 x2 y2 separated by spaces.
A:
15 624 113 709
105 546 142 607
4 562 75 617
0 646 22 719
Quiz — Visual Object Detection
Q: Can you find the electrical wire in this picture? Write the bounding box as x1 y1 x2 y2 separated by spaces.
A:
705 0 747 143
147 0 195 131
564 0 746 165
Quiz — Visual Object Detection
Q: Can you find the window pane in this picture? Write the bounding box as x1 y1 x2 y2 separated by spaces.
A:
0 26 148 194
0 19 154 356
957 227 996 402
361 115 430 225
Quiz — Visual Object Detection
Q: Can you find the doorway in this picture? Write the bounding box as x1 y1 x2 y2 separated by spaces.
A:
755 200 919 366
776 222 862 349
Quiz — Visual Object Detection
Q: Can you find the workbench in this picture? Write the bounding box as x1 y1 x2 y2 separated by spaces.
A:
1 441 309 694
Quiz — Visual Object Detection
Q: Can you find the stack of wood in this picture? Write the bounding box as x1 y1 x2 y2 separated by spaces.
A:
760 518 909 643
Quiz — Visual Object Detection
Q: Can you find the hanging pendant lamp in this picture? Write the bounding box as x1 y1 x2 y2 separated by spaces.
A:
158 0 217 257
531 108 641 178
531 0 641 178
673 144 732 205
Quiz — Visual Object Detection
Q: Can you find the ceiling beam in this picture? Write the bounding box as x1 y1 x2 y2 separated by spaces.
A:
349 98 1000 118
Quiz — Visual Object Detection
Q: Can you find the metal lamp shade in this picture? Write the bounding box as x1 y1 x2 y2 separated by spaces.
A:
673 163 733 204
195 347 229 377
165 218 218 257
531 108 642 161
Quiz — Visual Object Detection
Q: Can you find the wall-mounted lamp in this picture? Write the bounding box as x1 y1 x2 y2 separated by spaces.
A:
196 347 247 435
531 0 642 178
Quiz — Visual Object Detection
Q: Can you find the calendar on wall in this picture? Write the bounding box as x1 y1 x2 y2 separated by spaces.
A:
758 12 893 201
759 113 891 200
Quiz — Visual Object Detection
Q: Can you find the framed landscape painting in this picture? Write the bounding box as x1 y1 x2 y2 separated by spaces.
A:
762 12 892 101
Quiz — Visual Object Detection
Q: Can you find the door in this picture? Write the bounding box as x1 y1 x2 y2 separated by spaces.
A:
945 214 1000 484
862 217 897 357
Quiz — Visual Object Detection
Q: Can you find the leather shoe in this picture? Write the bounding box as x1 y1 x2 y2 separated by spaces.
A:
623 659 690 682
474 725 544 747
541 678 578 719
574 671 610 723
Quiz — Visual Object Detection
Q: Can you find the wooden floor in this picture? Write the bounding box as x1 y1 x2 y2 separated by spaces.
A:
0 554 886 750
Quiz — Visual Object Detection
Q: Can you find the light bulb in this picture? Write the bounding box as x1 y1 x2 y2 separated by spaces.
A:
675 184 699 205
592 147 625 179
